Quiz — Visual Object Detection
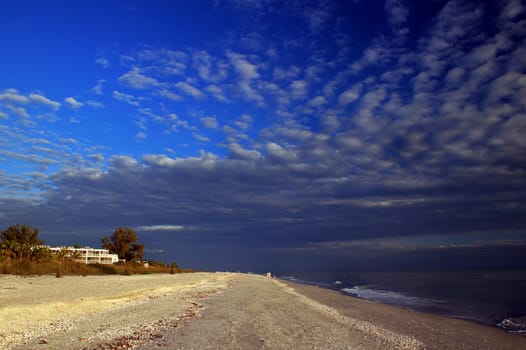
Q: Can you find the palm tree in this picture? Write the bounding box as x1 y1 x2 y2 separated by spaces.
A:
32 246 51 263
57 247 70 264
19 243 31 263
1 224 42 262
0 241 7 262
71 249 82 263
2 240 19 263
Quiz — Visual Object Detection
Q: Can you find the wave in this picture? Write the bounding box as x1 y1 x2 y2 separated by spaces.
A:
497 316 526 335
279 276 444 309
278 273 526 336
278 275 339 288
341 286 445 309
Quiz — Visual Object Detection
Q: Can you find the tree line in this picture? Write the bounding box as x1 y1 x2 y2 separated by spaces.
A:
0 224 182 275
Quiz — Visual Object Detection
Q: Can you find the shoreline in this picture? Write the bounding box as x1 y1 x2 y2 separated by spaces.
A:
300 280 507 330
281 279 526 349
1 273 525 349
278 272 526 335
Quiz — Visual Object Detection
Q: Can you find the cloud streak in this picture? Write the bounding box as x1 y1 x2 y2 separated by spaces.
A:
137 225 186 232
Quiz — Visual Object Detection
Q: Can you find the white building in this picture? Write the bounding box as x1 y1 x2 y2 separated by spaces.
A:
48 246 119 265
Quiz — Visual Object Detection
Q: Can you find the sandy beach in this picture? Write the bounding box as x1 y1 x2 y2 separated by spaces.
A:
1 273 525 349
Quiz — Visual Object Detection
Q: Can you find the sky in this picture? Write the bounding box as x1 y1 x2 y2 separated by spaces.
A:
1 0 525 272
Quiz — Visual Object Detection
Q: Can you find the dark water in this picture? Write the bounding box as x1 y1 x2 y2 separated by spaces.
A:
278 270 526 335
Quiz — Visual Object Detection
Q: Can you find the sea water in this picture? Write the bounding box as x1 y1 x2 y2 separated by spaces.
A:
278 270 526 335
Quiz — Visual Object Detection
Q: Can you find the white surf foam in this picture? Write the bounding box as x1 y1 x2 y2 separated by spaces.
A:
341 286 444 308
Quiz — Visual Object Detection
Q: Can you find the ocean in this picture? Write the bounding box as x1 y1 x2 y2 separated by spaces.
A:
278 269 526 336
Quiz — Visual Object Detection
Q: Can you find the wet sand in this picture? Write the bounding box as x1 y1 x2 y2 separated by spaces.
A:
1 273 525 349
287 281 526 350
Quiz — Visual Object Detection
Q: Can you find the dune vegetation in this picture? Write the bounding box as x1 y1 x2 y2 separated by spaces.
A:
0 224 186 276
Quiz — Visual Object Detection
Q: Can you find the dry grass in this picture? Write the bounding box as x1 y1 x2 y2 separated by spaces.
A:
0 259 187 276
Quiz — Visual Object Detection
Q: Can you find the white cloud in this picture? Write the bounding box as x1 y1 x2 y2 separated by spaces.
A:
193 50 215 81
319 115 339 133
136 49 187 77
266 142 296 160
175 82 204 98
240 113 253 123
0 149 57 165
206 84 227 102
227 51 264 104
158 89 183 101
88 153 104 162
109 155 138 168
6 105 29 118
35 112 60 123
60 138 77 144
0 90 29 104
118 67 160 89
273 65 300 81
85 100 104 109
112 90 140 106
27 138 51 144
143 154 178 167
143 152 218 170
308 95 327 107
228 52 259 80
385 0 409 26
64 97 83 109
271 125 314 142
228 143 261 160
201 116 219 128
137 225 185 232
336 133 364 151
95 57 111 68
29 93 61 110
193 132 210 142
0 112 7 120
501 0 525 20
444 67 466 86
135 132 147 140
91 80 105 95
234 114 253 130
290 80 309 100
338 83 362 106
239 81 264 104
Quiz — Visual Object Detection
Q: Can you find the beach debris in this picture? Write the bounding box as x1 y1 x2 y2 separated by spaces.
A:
86 298 212 349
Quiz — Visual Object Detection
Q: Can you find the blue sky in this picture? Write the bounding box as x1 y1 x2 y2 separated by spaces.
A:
1 0 526 271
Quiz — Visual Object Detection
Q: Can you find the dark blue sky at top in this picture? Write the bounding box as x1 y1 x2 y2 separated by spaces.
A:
0 0 525 271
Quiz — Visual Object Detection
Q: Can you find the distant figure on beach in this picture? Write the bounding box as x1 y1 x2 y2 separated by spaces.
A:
266 272 273 279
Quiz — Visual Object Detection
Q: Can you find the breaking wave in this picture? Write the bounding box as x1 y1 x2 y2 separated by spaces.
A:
497 316 526 335
341 286 444 309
